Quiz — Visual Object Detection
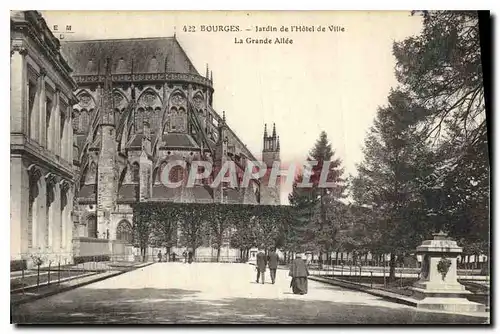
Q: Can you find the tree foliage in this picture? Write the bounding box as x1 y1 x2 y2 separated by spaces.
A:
133 202 292 261
393 11 489 253
352 90 438 278
287 131 349 259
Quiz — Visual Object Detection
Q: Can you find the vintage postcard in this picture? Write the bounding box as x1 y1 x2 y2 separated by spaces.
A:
10 10 490 324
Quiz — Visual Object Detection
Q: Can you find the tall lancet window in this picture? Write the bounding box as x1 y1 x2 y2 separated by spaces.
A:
135 108 144 133
131 163 140 183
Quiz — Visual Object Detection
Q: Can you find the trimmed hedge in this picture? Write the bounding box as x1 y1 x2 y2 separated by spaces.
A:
11 259 27 272
73 255 110 264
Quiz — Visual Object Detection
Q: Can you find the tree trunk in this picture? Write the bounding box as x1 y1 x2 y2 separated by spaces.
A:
389 253 396 280
166 247 171 262
216 246 221 262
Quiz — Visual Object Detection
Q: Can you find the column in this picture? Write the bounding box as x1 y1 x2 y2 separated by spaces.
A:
51 181 61 252
35 173 47 250
54 91 61 156
38 71 47 148
64 187 74 258
60 104 68 161
45 178 55 250
10 49 26 134
68 106 74 163
10 157 29 259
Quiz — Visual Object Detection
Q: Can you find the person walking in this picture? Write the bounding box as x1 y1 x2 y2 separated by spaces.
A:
183 250 187 263
267 248 279 284
289 253 309 295
157 250 162 263
188 249 194 264
256 250 267 284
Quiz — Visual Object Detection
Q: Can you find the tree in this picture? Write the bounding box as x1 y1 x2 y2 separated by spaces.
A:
393 11 485 146
150 206 179 260
132 206 154 262
288 131 348 265
178 207 205 255
254 205 288 252
230 213 258 262
209 204 235 262
352 90 437 280
393 11 489 253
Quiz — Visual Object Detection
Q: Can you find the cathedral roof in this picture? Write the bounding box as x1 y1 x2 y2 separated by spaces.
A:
78 184 96 202
118 184 138 202
161 133 200 149
60 37 199 76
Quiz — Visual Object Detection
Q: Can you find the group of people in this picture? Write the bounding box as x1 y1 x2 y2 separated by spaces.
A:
255 248 310 295
157 249 193 263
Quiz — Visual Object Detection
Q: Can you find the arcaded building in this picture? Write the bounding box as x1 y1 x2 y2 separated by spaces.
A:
60 37 281 258
10 11 79 264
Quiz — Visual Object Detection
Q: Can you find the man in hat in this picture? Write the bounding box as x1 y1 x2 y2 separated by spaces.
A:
157 250 162 263
256 249 267 284
267 247 279 284
188 249 194 264
289 253 309 295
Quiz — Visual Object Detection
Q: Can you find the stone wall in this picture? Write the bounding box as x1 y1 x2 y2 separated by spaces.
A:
72 237 111 258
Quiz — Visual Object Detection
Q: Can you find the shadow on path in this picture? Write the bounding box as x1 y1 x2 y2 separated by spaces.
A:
11 287 487 324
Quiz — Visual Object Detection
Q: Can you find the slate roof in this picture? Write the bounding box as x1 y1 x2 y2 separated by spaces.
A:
161 133 200 149
78 184 96 201
60 37 199 76
118 184 139 202
152 185 178 201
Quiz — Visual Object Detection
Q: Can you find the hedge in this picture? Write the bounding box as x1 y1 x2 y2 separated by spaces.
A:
11 259 27 272
73 255 110 264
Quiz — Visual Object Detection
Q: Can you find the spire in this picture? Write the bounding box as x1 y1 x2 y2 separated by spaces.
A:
277 136 280 151
222 110 226 123
264 123 268 137
206 64 209 78
210 70 213 82
272 123 276 137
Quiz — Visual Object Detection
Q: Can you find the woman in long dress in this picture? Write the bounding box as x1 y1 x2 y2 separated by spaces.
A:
289 253 309 295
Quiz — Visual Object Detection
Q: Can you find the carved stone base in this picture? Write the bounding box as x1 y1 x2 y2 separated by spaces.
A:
413 296 485 313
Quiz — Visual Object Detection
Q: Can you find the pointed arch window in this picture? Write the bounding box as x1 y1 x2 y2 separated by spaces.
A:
87 214 97 238
131 163 140 183
86 162 97 184
116 220 133 243
154 107 162 133
135 108 144 133
79 109 89 133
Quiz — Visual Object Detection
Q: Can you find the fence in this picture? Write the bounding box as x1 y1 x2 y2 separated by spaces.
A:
306 258 488 290
10 251 144 294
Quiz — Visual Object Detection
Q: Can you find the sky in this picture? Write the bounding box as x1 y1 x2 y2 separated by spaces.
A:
41 10 423 204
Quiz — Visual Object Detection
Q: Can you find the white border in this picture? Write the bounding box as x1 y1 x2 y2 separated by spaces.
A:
2 1 498 333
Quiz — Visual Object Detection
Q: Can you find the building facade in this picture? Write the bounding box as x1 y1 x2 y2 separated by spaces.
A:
10 11 79 265
60 37 281 259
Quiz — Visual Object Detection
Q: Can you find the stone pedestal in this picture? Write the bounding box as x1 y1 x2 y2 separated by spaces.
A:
411 231 485 313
